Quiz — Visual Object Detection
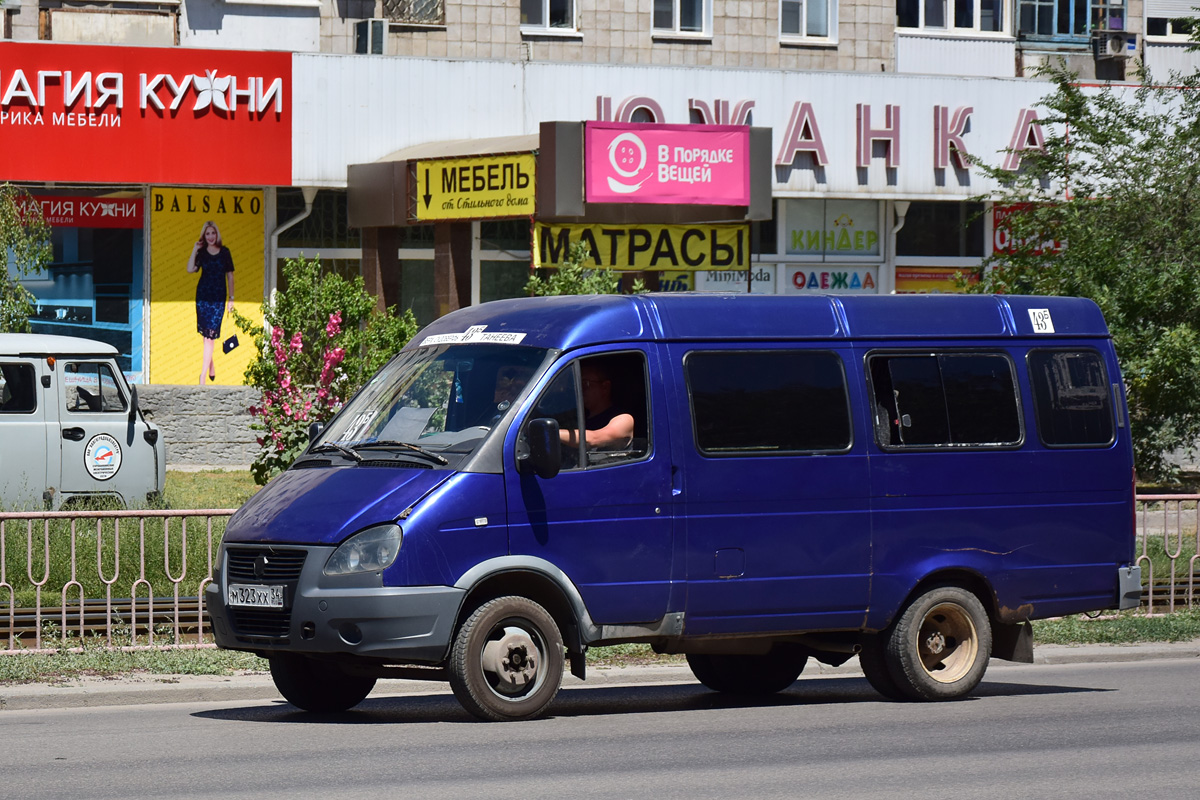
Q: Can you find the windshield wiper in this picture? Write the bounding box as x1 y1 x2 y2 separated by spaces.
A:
353 440 449 465
309 442 364 463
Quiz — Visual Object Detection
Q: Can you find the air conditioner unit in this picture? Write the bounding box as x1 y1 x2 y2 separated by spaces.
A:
1093 30 1137 60
355 19 387 55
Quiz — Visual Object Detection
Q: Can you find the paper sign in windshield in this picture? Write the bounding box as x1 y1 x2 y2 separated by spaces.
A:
420 325 528 347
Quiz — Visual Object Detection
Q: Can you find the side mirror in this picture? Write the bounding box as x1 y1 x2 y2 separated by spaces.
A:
520 417 561 479
128 385 139 424
308 421 324 444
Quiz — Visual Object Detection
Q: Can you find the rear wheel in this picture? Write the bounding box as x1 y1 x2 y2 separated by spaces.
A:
858 636 907 701
686 648 808 695
269 654 377 712
448 596 564 721
884 585 992 701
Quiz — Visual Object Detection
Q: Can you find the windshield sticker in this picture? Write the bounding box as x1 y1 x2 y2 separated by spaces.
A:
420 325 527 347
338 410 379 442
1028 308 1055 334
84 434 122 481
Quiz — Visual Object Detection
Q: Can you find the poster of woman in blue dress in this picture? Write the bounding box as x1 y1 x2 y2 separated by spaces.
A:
186 220 235 385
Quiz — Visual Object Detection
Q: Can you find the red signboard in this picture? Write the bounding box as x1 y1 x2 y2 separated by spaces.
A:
0 42 291 186
992 203 1064 256
24 195 143 228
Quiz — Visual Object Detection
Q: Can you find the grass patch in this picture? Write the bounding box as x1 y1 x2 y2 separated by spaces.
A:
0 643 267 684
162 469 259 510
1034 607 1200 645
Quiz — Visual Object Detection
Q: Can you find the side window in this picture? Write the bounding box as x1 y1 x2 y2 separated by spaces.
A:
869 352 1021 448
64 362 128 414
527 352 650 471
686 350 852 455
1028 349 1114 447
0 363 37 414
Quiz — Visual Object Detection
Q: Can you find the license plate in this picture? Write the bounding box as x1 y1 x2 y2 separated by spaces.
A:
227 583 284 609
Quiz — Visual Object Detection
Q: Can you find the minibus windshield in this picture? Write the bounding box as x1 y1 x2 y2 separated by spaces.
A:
313 343 550 461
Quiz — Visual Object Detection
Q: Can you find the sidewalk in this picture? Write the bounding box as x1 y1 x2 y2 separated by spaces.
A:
2 641 1197 712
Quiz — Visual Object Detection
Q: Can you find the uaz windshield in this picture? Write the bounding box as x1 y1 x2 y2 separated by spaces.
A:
313 344 550 461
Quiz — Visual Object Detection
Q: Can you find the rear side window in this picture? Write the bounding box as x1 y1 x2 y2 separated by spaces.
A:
1028 349 1114 447
869 352 1021 448
0 363 37 414
685 350 851 455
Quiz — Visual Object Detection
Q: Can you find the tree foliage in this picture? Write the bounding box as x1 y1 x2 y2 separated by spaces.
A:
525 240 644 296
233 256 418 484
0 184 53 333
968 64 1200 480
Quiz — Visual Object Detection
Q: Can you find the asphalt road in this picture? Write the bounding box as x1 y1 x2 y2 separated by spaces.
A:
3 657 1197 800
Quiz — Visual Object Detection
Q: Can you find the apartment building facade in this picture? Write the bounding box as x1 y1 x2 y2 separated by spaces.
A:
2 1 1196 384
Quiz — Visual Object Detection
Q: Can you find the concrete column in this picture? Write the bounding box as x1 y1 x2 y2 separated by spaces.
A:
360 227 399 312
433 222 472 319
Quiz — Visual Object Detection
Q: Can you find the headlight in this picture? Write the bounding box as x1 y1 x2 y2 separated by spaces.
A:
324 524 403 575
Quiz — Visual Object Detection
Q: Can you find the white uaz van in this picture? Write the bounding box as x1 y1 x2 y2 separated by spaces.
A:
0 334 165 510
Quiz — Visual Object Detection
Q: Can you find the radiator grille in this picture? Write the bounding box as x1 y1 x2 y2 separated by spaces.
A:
226 547 306 582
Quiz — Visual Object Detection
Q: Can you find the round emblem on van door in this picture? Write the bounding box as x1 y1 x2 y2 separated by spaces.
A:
84 434 122 481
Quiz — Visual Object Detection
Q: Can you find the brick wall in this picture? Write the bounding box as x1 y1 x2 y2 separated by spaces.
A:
136 385 258 469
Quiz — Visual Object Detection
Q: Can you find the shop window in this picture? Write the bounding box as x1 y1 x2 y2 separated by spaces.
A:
521 0 576 31
276 189 360 249
480 221 531 253
1028 349 1114 446
782 199 881 261
896 201 985 257
868 352 1022 448
481 261 530 304
686 350 852 455
897 0 1005 32
781 0 835 39
653 0 710 35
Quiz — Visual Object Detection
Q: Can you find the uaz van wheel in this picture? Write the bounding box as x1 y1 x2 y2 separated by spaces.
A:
269 654 377 712
884 585 992 701
448 596 564 722
686 648 807 695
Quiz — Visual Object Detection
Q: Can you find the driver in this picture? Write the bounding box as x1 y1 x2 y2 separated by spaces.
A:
560 362 634 451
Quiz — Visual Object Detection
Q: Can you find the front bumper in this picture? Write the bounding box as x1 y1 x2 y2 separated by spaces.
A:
206 543 464 663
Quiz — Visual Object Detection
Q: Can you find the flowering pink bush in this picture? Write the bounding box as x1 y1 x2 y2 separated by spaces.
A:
233 257 417 485
245 314 352 481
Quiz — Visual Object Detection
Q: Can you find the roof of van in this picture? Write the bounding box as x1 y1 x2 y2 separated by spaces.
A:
412 293 1110 351
0 333 120 357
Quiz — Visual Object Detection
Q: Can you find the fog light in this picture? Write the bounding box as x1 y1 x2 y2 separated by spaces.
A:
338 623 363 645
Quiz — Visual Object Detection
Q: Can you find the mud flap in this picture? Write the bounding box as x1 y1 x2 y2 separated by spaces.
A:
991 620 1034 663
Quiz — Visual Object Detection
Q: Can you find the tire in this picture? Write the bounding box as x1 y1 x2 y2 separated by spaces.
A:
269 654 377 712
686 647 808 695
448 596 565 722
858 636 908 701
884 585 993 701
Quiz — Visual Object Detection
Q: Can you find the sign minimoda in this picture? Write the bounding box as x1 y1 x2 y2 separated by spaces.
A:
533 222 749 272
584 122 751 206
0 41 291 186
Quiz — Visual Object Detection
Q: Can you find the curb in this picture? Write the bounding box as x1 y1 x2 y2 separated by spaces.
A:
2 641 1197 712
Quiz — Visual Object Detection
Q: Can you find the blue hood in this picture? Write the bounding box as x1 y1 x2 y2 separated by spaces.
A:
224 466 453 545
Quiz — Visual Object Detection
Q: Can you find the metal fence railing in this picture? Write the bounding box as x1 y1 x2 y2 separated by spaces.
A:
1136 495 1200 613
1 496 1197 655
0 509 234 654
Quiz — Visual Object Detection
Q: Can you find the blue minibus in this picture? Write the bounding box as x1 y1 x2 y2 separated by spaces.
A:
207 293 1141 720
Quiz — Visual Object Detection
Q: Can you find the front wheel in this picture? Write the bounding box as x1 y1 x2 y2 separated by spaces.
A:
884 585 992 701
686 647 807 695
448 596 564 721
269 654 377 712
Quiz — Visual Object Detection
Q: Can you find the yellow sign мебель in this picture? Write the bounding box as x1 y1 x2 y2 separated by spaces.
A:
413 154 536 221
